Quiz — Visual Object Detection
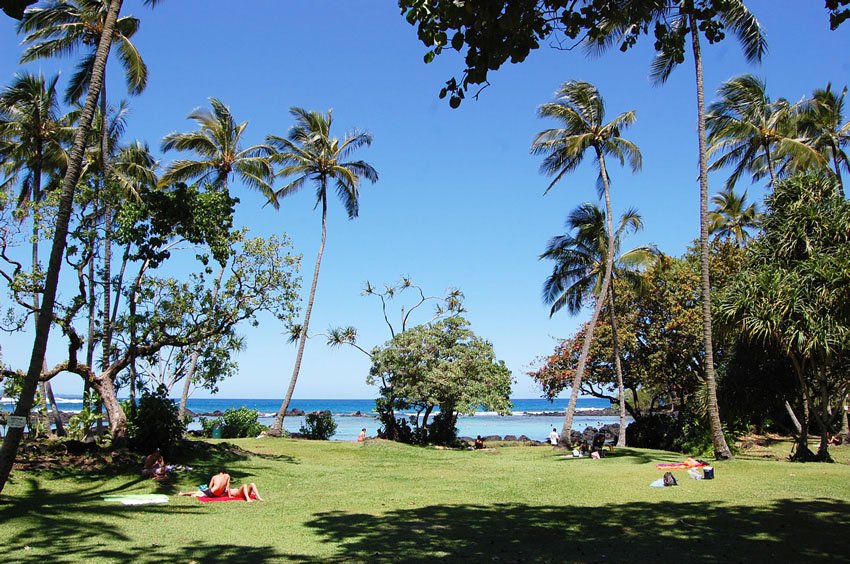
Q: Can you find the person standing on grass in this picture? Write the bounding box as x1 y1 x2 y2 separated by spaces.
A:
549 428 560 446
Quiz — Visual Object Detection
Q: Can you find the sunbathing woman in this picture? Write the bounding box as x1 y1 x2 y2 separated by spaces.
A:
179 470 264 502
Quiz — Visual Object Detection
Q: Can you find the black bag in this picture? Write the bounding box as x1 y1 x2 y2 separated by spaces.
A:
663 471 678 486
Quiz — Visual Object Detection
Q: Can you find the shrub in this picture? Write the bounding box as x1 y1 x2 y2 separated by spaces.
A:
126 386 186 455
299 411 337 440
67 390 102 440
220 407 265 438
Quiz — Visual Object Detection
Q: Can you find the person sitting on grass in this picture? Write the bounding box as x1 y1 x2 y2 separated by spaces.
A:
357 428 367 443
142 449 168 480
179 470 264 502
474 435 485 450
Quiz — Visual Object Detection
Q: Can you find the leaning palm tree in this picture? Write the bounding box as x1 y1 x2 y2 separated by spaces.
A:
799 83 850 197
0 0 162 496
708 186 761 246
707 74 822 188
266 107 378 436
160 97 273 419
531 80 641 444
0 72 70 436
541 203 657 446
19 0 154 399
588 1 766 459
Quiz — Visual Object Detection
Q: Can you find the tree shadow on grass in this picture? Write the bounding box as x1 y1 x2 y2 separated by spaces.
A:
296 498 850 562
0 477 294 563
552 448 683 465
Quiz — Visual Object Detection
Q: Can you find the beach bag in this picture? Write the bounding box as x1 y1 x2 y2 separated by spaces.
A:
703 466 714 480
663 472 678 487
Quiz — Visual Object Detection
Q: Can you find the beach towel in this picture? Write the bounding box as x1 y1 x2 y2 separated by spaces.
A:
197 492 258 502
102 494 169 505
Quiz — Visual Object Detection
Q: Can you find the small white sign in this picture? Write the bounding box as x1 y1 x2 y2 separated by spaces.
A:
7 415 26 429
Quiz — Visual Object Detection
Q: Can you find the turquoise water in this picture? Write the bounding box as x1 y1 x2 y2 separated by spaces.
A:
6 396 627 442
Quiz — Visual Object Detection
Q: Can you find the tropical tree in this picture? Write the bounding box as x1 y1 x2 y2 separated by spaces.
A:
531 80 641 445
266 107 378 436
0 72 70 435
707 74 821 188
707 186 760 246
0 0 162 496
159 97 274 418
540 203 656 446
799 83 850 197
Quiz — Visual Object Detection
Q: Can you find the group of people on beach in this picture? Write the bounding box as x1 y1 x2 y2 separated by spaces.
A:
141 448 263 502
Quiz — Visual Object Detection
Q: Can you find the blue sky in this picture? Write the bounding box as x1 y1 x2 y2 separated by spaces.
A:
1 1 848 399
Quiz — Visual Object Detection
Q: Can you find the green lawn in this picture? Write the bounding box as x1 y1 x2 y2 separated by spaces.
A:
2 438 849 563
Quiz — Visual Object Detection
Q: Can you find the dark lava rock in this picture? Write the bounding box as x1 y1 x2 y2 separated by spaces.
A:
503 435 518 441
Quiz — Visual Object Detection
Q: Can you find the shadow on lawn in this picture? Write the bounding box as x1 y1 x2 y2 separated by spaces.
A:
0 478 290 563
294 498 849 562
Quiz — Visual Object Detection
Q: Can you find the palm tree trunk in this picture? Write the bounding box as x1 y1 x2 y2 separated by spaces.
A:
0 0 124 494
560 151 617 445
179 265 226 419
764 144 777 187
689 11 732 460
607 282 627 447
831 146 845 198
100 86 116 401
270 194 329 436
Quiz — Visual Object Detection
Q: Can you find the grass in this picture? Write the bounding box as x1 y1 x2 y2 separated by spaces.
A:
1 437 849 563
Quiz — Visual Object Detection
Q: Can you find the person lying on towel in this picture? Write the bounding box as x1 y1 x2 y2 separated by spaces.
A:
179 470 264 502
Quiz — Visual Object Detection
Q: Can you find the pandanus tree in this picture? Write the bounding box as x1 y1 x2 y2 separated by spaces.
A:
160 97 274 418
267 107 378 436
799 84 850 197
541 203 657 446
0 72 71 435
531 80 640 445
707 74 822 189
707 186 761 246
0 0 162 496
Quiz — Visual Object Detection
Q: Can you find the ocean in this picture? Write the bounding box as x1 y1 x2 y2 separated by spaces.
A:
2 396 628 442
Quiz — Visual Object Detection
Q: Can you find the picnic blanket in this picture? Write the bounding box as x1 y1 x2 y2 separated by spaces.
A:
102 494 169 505
655 458 709 470
197 492 258 502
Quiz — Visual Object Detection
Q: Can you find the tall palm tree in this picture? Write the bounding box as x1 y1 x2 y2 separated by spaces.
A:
541 203 657 446
0 0 162 496
589 0 766 459
799 83 850 197
160 97 273 419
531 80 641 444
707 74 821 188
708 186 761 246
266 107 378 436
0 72 70 436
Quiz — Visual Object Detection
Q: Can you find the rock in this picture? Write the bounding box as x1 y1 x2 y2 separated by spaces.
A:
483 435 502 442
64 439 99 455
286 408 305 416
503 435 518 441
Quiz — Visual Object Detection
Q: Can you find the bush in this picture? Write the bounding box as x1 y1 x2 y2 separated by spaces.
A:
208 407 265 438
67 390 102 440
626 411 737 457
299 411 337 440
126 386 186 455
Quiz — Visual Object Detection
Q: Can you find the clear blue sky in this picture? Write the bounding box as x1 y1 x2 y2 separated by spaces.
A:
1 1 847 399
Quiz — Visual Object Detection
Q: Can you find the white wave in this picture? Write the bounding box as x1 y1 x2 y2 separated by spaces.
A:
53 397 84 404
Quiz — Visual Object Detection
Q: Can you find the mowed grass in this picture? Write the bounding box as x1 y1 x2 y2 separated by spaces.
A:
1 438 849 563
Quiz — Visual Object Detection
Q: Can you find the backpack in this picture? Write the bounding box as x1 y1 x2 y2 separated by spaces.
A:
663 471 678 487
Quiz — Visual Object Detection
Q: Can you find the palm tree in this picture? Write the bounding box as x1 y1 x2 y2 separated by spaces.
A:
707 74 822 188
589 0 766 459
0 72 70 436
708 186 761 246
20 0 154 381
160 97 273 419
531 80 641 445
0 0 163 496
266 107 378 436
799 83 850 197
541 203 657 446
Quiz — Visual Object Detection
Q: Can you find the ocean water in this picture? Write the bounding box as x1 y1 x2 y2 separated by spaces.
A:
2 396 628 442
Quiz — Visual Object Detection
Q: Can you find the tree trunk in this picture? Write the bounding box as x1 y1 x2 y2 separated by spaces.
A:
784 400 802 435
831 143 845 198
559 150 616 445
270 193 329 436
841 395 849 442
100 85 116 400
607 282 627 447
179 265 226 419
689 12 732 460
0 0 124 495
89 372 128 449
